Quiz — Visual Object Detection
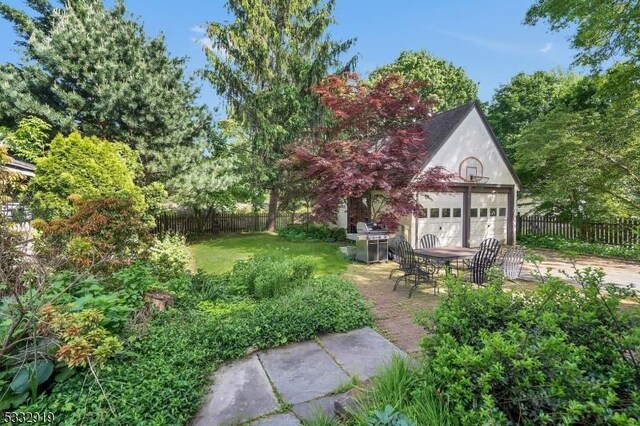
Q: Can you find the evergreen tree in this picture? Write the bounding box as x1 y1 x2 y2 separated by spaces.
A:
203 0 355 230
0 0 218 185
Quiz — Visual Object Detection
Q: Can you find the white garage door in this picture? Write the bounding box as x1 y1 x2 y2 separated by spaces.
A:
470 192 508 247
417 193 463 246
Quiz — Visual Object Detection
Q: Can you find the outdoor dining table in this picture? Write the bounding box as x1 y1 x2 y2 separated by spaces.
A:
413 246 479 275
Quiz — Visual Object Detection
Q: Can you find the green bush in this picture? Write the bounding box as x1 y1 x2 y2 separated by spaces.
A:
148 233 193 280
518 233 640 259
417 270 640 424
278 224 347 242
225 252 315 298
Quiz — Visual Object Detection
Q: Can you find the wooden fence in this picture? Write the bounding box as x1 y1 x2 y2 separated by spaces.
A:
153 212 305 235
517 215 640 247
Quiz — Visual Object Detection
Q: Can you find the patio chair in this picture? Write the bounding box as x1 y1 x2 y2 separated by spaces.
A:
418 234 441 249
388 235 408 278
500 246 525 280
466 246 499 286
392 240 437 297
480 238 501 255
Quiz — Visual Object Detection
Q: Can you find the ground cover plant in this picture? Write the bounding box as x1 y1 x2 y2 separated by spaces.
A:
518 233 640 260
17 253 372 424
189 233 349 275
278 223 347 243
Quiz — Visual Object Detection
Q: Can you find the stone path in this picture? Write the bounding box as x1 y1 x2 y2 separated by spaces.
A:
192 327 405 425
342 263 437 353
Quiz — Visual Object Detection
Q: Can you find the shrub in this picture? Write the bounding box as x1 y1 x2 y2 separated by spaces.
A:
278 224 347 242
518 233 640 259
225 252 315 298
417 270 640 424
148 233 193 280
27 132 146 220
36 197 153 272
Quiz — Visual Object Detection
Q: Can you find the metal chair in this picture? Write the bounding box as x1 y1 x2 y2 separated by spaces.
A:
480 238 501 255
388 235 408 279
500 246 525 279
418 234 441 249
466 247 499 285
393 240 437 297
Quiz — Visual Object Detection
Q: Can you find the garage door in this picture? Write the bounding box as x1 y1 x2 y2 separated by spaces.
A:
416 193 463 246
469 192 508 247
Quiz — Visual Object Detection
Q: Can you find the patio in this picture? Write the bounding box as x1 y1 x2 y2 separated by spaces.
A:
343 248 640 353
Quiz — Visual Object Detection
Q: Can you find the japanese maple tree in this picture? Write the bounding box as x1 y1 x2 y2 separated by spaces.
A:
288 73 453 229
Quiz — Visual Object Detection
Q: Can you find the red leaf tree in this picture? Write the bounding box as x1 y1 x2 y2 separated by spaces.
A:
288 73 453 229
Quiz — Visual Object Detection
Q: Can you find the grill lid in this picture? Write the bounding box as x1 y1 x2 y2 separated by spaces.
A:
356 221 386 234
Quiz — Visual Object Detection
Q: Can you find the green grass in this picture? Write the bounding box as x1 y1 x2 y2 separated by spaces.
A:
189 233 349 275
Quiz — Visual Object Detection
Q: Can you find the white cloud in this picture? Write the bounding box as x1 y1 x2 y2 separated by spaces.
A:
190 25 206 34
539 42 554 54
428 28 524 54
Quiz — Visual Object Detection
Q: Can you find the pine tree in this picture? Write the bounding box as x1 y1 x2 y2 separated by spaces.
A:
203 0 355 230
0 0 218 185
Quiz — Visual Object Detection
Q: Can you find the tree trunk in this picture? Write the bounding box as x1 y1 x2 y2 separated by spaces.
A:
265 187 279 232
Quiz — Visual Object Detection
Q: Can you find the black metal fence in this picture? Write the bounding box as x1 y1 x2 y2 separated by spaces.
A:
517 214 640 247
153 212 305 235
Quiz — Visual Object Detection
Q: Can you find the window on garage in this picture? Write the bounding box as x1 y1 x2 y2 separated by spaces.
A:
470 208 478 217
479 208 488 217
442 208 451 218
453 208 461 218
490 208 497 217
499 208 507 217
430 208 439 218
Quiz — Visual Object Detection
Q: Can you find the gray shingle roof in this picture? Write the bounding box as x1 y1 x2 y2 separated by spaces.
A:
7 156 36 172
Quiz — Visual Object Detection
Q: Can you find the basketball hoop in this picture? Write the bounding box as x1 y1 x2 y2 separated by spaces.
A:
459 174 489 184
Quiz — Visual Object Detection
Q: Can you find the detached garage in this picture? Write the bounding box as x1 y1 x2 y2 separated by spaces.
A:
338 101 520 248
403 101 521 248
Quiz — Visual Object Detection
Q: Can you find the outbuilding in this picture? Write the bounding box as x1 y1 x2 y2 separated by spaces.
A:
338 101 521 248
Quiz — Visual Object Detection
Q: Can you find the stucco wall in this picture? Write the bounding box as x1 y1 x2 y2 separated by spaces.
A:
425 108 518 187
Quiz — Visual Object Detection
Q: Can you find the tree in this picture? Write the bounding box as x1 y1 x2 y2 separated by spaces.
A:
512 65 640 221
370 50 478 111
0 0 217 184
487 70 579 159
289 73 452 229
203 0 355 231
525 0 640 71
2 116 52 162
27 132 146 219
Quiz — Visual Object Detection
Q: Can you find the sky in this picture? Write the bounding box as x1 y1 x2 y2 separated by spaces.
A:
0 0 580 113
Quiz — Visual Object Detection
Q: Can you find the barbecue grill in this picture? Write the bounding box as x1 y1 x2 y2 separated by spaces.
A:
346 222 391 263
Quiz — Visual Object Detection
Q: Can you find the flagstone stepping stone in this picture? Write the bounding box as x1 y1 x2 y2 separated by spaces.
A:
252 412 301 425
259 341 349 405
192 355 278 426
291 392 348 421
320 327 407 380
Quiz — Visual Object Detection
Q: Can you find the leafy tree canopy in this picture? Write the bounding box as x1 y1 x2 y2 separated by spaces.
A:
2 116 52 162
525 0 640 71
289 73 452 229
512 64 640 221
487 69 580 159
0 0 218 184
370 50 478 111
28 132 146 219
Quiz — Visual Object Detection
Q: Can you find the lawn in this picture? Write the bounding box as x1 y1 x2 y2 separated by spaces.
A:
189 233 349 275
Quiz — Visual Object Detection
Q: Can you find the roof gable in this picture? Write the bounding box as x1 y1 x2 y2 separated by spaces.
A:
420 101 521 188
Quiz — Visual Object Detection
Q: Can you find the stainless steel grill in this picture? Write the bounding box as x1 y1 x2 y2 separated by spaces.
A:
346 222 391 263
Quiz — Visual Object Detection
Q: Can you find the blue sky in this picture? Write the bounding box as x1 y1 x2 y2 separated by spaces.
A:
0 0 580 112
